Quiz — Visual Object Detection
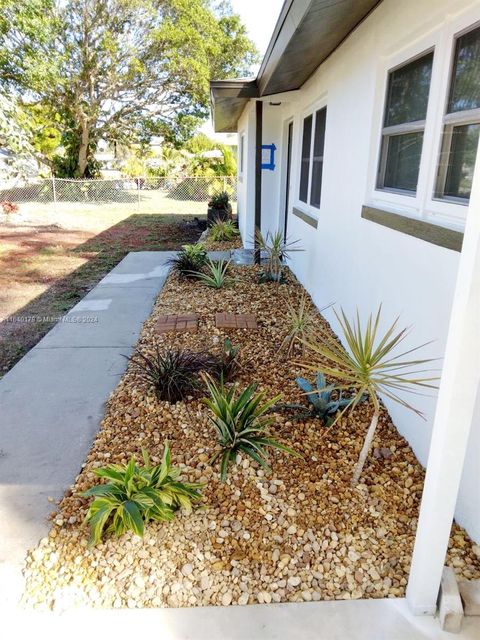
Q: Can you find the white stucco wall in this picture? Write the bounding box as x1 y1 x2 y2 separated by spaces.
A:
236 0 480 541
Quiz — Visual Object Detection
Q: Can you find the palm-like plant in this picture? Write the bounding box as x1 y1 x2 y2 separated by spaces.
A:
299 305 438 485
189 258 231 288
82 443 203 545
255 229 302 282
202 374 298 481
280 292 331 356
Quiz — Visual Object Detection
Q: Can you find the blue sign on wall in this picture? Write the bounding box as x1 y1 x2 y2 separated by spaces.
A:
261 144 276 171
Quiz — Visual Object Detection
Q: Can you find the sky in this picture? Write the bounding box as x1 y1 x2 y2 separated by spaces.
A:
203 0 284 139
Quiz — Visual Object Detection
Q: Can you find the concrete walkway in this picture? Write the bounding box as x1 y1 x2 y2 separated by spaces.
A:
4 598 480 639
0 251 175 603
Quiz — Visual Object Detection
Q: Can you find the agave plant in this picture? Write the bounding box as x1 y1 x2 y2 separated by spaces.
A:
127 346 217 403
202 374 298 481
299 306 438 485
255 229 302 283
209 218 239 242
168 243 208 278
277 373 363 426
82 443 203 545
189 258 231 289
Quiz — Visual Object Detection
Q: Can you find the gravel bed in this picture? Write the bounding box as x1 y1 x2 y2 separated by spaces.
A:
22 265 480 610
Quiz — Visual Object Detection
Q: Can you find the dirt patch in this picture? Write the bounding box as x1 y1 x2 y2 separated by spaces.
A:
22 266 480 610
0 212 202 376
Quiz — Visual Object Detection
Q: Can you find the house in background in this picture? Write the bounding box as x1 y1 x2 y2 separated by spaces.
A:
211 0 480 623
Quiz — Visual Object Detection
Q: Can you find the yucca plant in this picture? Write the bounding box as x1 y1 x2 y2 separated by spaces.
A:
299 306 438 485
189 258 231 288
280 292 319 356
202 374 298 481
127 346 217 403
209 218 239 242
82 443 203 545
168 243 208 278
255 229 302 283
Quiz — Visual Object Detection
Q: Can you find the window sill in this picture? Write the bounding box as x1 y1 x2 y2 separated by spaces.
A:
292 206 318 229
361 205 463 252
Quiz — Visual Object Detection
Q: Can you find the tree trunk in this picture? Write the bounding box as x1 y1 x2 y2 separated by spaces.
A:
77 116 90 178
351 406 380 486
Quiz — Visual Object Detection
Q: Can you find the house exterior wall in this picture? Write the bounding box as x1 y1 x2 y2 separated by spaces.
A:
236 0 480 541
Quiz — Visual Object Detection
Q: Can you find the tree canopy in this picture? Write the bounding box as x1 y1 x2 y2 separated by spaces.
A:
0 0 258 177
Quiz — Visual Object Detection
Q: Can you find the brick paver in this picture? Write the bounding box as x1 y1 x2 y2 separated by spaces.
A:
215 313 258 329
155 314 199 334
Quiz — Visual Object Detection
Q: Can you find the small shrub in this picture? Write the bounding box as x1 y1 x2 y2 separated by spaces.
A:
209 218 239 242
255 229 302 283
128 346 217 403
168 243 208 278
202 374 298 481
189 258 231 288
208 191 230 210
82 443 203 545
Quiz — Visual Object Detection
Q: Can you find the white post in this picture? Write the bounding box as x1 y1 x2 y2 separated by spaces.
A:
406 139 480 614
137 177 141 212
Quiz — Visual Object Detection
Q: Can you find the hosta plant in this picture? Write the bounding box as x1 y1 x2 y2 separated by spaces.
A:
168 243 208 278
255 229 302 283
202 374 298 481
209 218 239 242
128 346 217 403
189 258 231 289
82 443 203 545
300 306 438 485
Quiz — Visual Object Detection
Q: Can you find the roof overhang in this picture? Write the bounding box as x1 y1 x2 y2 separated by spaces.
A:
210 0 382 132
210 79 259 133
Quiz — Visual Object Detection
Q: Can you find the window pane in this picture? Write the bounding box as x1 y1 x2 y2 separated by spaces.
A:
442 123 480 199
383 132 424 192
384 52 433 126
310 108 327 208
299 115 312 203
448 26 480 113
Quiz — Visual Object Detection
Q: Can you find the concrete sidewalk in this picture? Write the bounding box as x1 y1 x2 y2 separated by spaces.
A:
0 251 175 603
4 598 480 639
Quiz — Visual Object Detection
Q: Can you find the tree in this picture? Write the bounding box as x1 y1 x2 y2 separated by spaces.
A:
0 0 258 177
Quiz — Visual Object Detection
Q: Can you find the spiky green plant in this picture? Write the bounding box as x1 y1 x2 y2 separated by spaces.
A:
255 229 302 283
189 258 231 288
280 292 317 356
202 374 298 481
299 305 438 485
209 218 239 242
82 443 203 545
127 347 217 403
215 338 241 381
168 243 208 278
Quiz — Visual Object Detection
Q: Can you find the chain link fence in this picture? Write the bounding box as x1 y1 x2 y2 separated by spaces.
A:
0 175 237 218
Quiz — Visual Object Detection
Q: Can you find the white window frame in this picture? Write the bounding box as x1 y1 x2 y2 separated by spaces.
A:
366 5 480 232
295 97 328 217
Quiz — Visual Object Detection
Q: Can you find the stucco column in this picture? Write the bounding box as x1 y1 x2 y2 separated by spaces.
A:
406 138 480 614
